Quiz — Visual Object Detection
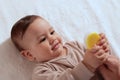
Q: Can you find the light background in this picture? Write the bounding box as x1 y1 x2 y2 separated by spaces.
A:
0 0 120 80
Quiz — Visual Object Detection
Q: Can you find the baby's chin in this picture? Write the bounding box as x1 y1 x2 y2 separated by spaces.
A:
57 46 67 57
52 45 64 56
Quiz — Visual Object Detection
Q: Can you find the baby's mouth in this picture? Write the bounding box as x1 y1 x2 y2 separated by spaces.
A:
51 40 60 51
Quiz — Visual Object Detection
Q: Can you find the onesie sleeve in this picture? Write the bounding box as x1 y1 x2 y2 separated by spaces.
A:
32 64 75 80
71 61 94 80
32 62 94 80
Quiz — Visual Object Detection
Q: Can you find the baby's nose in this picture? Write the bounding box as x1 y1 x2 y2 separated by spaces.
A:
49 36 56 45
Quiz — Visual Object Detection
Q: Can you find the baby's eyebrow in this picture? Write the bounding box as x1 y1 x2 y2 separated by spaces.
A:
49 27 54 31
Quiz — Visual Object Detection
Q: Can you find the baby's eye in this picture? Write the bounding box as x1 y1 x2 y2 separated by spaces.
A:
40 37 46 43
50 30 55 35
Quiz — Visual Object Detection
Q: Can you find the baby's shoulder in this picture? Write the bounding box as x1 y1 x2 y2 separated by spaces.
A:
64 41 85 50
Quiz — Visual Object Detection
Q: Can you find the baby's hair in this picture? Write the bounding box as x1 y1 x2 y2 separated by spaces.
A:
11 15 42 51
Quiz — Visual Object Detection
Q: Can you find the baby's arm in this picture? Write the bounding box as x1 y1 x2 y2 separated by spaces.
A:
32 62 94 80
82 33 110 72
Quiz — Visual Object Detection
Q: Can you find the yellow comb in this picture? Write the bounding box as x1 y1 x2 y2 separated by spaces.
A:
86 32 100 49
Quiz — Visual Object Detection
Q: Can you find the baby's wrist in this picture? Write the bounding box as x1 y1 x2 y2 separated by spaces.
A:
82 60 96 73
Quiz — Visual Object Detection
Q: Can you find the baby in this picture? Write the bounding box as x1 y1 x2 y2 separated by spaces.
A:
11 15 110 80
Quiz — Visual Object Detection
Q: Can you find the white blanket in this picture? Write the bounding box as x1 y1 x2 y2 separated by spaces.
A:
0 0 120 80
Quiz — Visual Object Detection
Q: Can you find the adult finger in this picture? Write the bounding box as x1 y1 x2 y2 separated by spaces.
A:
105 55 119 71
99 65 111 80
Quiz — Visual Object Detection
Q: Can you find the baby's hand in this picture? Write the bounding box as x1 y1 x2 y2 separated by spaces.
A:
97 33 110 53
83 33 110 72
83 45 107 72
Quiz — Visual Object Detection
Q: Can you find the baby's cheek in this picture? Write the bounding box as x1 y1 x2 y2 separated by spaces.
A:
58 36 62 43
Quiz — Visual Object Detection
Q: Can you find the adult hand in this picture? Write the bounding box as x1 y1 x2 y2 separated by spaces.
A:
99 55 120 80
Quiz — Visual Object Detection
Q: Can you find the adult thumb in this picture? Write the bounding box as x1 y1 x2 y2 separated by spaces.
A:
99 65 111 78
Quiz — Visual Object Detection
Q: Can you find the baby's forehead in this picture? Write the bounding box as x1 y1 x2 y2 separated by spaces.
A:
25 22 54 36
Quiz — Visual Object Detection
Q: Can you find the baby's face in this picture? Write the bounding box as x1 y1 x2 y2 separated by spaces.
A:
21 18 64 62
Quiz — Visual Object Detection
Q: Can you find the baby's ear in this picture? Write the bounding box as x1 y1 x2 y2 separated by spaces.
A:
20 50 35 61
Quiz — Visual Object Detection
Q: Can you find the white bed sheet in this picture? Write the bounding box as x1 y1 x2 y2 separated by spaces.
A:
0 0 120 80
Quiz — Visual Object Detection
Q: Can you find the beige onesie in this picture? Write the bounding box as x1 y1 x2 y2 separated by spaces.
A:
32 41 102 80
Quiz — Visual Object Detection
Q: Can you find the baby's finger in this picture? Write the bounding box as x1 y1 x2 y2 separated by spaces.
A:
96 53 109 62
91 45 101 53
95 49 105 56
99 33 108 42
101 42 110 53
104 46 110 53
97 38 106 46
102 42 108 49
94 49 109 62
99 33 105 39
